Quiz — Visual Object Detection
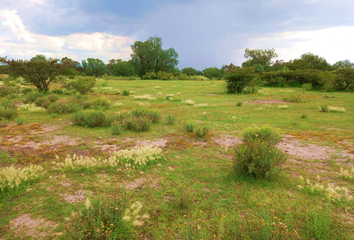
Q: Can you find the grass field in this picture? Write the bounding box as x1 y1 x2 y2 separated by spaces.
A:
1 79 354 239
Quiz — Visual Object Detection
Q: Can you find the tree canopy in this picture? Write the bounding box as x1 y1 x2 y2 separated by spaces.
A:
130 37 179 76
242 48 278 68
287 53 330 71
82 58 106 77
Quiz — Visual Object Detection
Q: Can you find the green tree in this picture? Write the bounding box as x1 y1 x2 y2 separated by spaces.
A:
112 60 136 77
182 67 200 76
0 56 68 92
287 53 330 71
221 63 240 73
335 67 354 90
333 60 354 69
203 67 223 80
82 58 106 77
60 57 82 78
242 48 278 68
130 36 179 76
224 66 257 93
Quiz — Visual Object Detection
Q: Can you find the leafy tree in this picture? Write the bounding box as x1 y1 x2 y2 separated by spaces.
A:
333 60 354 69
182 67 201 76
0 56 68 92
0 64 9 74
221 63 240 73
106 59 122 75
335 67 354 90
203 67 223 80
287 53 330 71
130 37 179 76
82 58 106 77
242 48 278 68
112 60 136 77
224 66 257 93
60 57 82 78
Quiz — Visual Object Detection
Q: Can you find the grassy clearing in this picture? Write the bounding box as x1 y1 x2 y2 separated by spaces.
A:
0 79 354 239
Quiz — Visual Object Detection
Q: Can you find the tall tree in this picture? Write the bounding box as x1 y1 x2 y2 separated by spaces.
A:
182 67 201 76
287 53 330 71
130 37 179 76
82 58 106 77
0 56 68 92
242 48 278 68
333 59 354 69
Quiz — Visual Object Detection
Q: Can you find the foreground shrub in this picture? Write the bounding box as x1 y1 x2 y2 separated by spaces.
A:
0 99 18 120
0 165 45 195
111 121 124 135
72 109 109 127
123 116 152 132
131 106 160 123
18 103 45 113
193 126 209 140
183 122 195 132
47 99 82 114
23 91 44 104
241 125 282 146
66 193 146 239
70 76 96 94
54 146 164 171
233 141 288 179
92 96 110 109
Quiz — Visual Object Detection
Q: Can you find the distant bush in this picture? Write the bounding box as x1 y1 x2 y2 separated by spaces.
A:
123 116 152 132
51 89 63 94
142 72 157 80
111 121 124 135
283 94 303 103
23 92 44 104
302 83 312 91
47 99 83 114
203 67 223 80
157 71 175 80
131 106 160 123
34 97 51 109
47 94 59 102
72 109 109 127
70 76 96 94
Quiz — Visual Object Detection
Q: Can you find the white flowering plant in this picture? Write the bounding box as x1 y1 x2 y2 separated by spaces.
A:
133 94 156 100
18 103 46 112
184 99 195 105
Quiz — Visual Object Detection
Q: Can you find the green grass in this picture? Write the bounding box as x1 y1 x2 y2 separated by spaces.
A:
0 79 354 239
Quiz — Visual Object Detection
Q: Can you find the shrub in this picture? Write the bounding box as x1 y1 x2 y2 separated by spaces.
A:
47 99 83 114
142 71 157 80
236 101 243 106
0 99 18 120
92 96 110 110
111 121 124 135
241 125 282 146
123 116 152 132
131 106 161 123
0 86 14 97
47 94 59 102
166 115 176 125
194 126 209 139
66 193 135 240
283 94 303 103
319 105 329 112
34 97 51 109
23 92 44 103
15 118 24 125
301 113 308 118
233 141 287 179
183 122 195 132
72 109 109 127
302 83 312 91
122 90 130 96
70 76 96 94
51 89 63 94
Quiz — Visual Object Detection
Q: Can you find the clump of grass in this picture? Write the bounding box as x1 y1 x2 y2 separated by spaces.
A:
166 115 176 125
92 96 110 110
0 99 18 120
183 122 195 132
339 167 354 181
194 126 209 140
123 116 152 132
122 90 130 96
0 151 17 164
66 192 145 239
15 118 24 125
301 113 308 118
173 183 192 210
111 121 124 135
131 106 160 123
292 121 299 125
319 105 329 112
283 94 303 103
72 109 109 127
236 101 243 106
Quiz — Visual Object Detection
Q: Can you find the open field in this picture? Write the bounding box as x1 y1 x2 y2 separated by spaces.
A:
1 79 354 239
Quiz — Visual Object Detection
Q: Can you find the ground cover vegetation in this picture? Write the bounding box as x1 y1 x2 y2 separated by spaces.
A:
0 38 354 239
0 73 353 239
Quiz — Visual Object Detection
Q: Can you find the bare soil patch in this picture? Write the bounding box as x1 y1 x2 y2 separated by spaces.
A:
61 190 92 204
8 214 58 239
135 138 169 148
118 176 161 190
212 135 242 146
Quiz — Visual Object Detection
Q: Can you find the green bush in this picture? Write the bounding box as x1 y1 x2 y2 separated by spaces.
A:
142 71 157 80
23 92 44 104
122 90 130 96
131 106 160 123
34 97 51 109
0 108 18 120
0 86 15 97
111 121 124 135
51 89 63 94
224 67 257 93
183 122 195 132
70 76 96 94
194 126 209 139
282 94 303 103
123 116 152 132
47 99 83 115
92 96 110 110
241 125 282 146
236 101 243 106
21 88 33 95
66 193 134 240
166 115 176 125
302 83 312 91
233 141 287 179
72 109 109 127
47 94 59 102
319 105 329 112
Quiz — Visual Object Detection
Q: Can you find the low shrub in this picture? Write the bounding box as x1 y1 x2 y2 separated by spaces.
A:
233 141 288 179
301 113 308 118
123 116 152 132
23 92 44 104
34 97 51 109
122 90 130 96
92 96 110 110
241 125 282 146
47 94 59 102
183 122 195 132
0 86 15 97
166 115 176 125
283 94 303 103
15 118 24 125
319 105 329 112
131 106 160 123
236 101 243 106
66 193 136 240
0 99 17 120
47 99 83 115
70 76 96 94
302 83 312 91
51 89 63 94
111 121 124 135
72 109 109 127
194 126 209 139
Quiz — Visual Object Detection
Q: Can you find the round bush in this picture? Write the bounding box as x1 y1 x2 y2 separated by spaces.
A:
241 125 282 146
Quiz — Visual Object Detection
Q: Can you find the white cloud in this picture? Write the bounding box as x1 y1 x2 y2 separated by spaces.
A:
246 26 354 64
0 9 135 62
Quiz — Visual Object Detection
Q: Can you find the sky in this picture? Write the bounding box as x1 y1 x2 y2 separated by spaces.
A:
0 0 353 71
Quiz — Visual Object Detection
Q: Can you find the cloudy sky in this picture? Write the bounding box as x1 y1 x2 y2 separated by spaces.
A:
0 0 353 70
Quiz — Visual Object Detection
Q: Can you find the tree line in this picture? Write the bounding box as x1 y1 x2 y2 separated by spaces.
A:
1 36 353 92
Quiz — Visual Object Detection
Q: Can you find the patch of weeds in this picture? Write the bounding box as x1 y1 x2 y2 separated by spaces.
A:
66 192 148 239
50 113 58 118
183 122 195 132
193 126 209 140
131 106 161 123
72 109 110 127
319 105 329 112
236 101 243 106
292 121 299 125
166 115 176 125
173 183 192 210
0 151 17 164
324 95 335 98
111 121 125 135
122 90 130 96
241 124 282 145
301 113 308 118
92 96 110 110
123 116 152 132
15 118 24 125
283 94 303 103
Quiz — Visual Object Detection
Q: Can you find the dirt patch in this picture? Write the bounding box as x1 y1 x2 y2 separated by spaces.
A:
168 166 177 170
135 138 169 148
62 190 92 204
93 144 122 152
8 214 58 239
244 100 288 104
118 177 161 189
212 135 242 146
278 137 354 161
